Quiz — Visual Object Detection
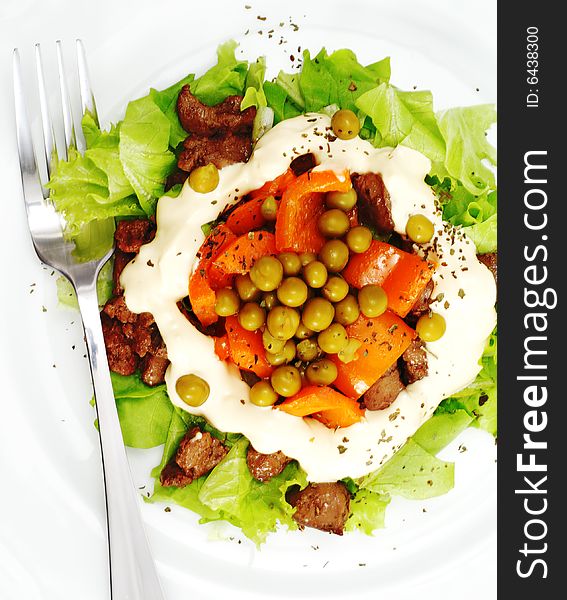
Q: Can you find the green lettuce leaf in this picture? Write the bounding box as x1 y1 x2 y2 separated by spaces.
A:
412 410 473 455
360 439 454 499
149 74 195 148
345 489 390 535
109 373 174 448
355 84 446 162
436 104 497 195
118 96 177 214
465 213 497 253
190 40 248 105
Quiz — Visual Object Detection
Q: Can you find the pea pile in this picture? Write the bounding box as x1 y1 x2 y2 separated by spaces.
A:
211 184 401 407
179 109 447 411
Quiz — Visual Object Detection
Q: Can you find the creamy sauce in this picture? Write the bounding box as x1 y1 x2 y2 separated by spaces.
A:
121 114 497 482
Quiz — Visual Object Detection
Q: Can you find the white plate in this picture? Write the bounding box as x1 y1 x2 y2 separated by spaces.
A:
0 1 496 598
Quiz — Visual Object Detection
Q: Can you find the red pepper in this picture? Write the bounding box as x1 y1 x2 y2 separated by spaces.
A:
188 224 237 327
211 231 277 278
342 240 434 317
330 311 416 399
278 385 364 428
224 316 273 378
275 170 352 253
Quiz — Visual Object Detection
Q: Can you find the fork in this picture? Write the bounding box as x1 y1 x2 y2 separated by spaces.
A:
13 41 165 600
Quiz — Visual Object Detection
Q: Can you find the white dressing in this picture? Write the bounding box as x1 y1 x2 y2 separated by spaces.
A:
121 114 496 482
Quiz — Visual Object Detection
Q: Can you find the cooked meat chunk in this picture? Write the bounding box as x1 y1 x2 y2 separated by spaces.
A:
159 461 192 487
240 369 261 388
112 250 134 295
287 482 350 535
177 86 256 136
352 172 395 234
178 132 253 173
140 354 170 387
114 219 156 253
290 152 317 177
409 279 435 318
165 169 189 191
363 364 404 411
477 252 497 286
101 314 139 376
174 427 228 482
400 338 428 384
246 447 291 482
103 295 138 324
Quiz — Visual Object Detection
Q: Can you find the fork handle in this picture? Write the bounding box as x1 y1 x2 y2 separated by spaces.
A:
76 281 165 600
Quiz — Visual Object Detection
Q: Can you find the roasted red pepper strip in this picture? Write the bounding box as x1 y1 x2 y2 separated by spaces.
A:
275 170 351 253
342 240 434 317
225 316 273 378
211 231 277 277
330 311 416 399
188 224 237 328
278 385 364 428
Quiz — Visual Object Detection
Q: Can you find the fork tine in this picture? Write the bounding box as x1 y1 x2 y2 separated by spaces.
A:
13 49 47 215
35 43 58 182
56 40 77 160
76 39 100 129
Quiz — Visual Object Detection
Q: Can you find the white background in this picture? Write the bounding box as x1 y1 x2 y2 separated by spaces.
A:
0 1 497 598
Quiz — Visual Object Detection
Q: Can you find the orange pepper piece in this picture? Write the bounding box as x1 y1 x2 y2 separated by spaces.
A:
213 335 230 361
225 316 273 378
225 197 268 236
212 231 277 277
188 224 237 328
278 385 364 428
342 240 434 318
330 311 416 399
275 170 351 253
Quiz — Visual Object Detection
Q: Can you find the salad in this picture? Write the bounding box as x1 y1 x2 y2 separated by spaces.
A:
49 42 497 544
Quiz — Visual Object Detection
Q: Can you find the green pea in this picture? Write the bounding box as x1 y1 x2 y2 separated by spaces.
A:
299 252 317 266
302 260 328 289
261 195 278 221
326 188 357 211
322 276 349 303
238 302 266 331
294 322 315 340
271 365 302 397
318 209 350 238
249 381 279 407
188 163 219 193
305 359 338 386
263 328 286 354
302 298 335 332
358 285 388 318
267 306 301 340
406 214 435 244
235 274 261 302
266 339 296 366
317 323 349 354
250 256 284 292
319 239 350 272
335 294 360 326
346 226 373 254
277 277 308 307
416 312 446 342
262 291 279 311
278 252 302 276
331 109 361 140
214 288 240 317
176 374 210 407
296 338 320 362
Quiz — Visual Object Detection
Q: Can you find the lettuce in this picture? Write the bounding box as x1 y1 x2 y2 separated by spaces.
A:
360 439 454 500
118 96 177 214
465 214 497 253
345 489 390 535
151 437 307 545
190 40 248 105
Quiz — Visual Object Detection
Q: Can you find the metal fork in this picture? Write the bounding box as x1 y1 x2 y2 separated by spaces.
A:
13 41 165 600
